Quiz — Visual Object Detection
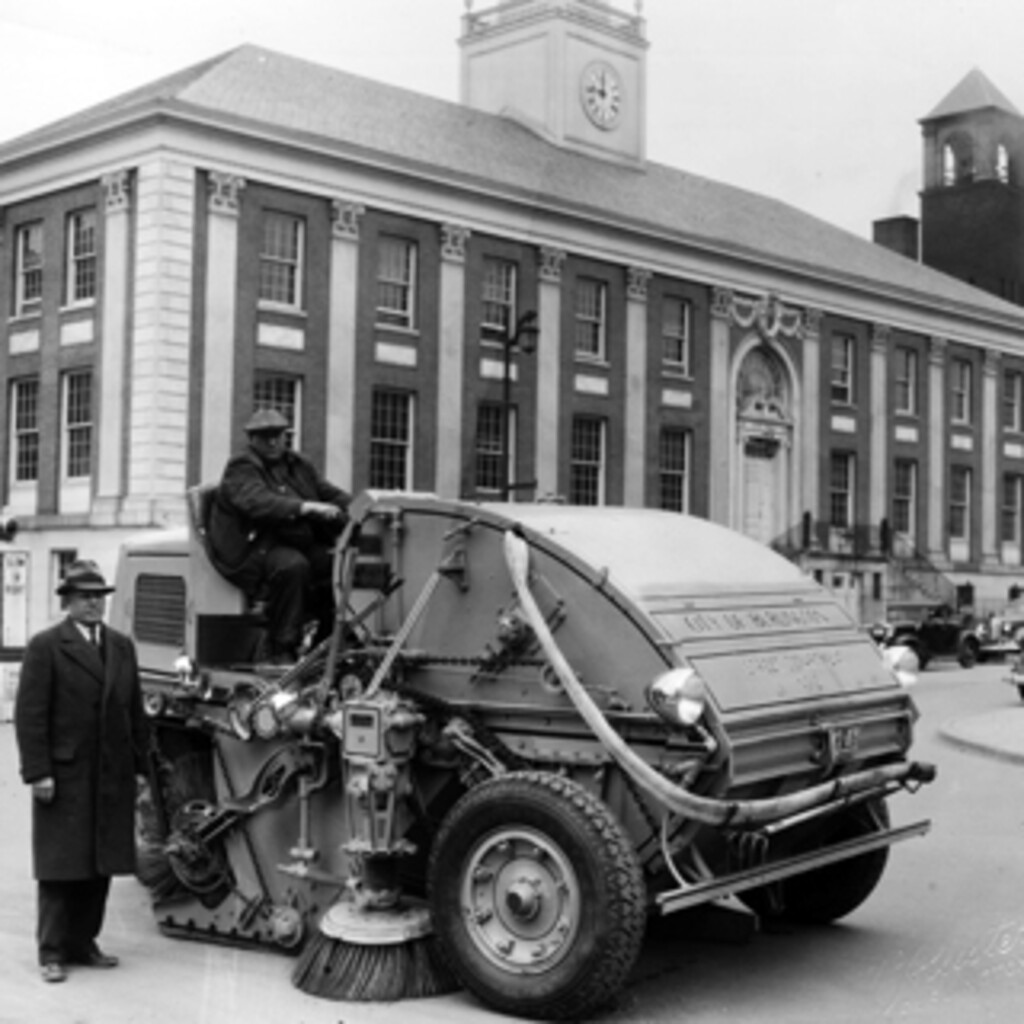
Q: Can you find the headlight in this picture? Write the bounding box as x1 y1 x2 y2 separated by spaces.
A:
647 666 707 727
881 643 919 688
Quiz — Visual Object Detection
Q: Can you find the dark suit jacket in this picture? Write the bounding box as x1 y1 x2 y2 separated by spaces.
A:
207 447 350 577
14 618 149 880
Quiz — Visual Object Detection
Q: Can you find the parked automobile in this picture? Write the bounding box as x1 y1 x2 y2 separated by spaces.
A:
868 602 1019 669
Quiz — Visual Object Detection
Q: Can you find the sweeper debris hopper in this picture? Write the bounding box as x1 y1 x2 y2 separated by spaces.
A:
116 491 936 1021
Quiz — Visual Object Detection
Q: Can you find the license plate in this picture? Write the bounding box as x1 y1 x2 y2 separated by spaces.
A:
827 724 861 763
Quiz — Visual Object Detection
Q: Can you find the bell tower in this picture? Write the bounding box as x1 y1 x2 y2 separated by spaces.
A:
919 68 1024 304
459 0 649 165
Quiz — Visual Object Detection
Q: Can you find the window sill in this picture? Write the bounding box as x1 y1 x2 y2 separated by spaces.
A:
258 301 307 319
7 311 42 326
59 299 97 315
574 355 610 370
375 323 420 338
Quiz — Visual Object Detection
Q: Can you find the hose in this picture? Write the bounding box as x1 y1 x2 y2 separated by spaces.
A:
503 530 930 828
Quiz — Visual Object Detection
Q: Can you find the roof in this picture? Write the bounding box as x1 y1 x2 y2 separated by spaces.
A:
4 45 1024 325
923 67 1022 121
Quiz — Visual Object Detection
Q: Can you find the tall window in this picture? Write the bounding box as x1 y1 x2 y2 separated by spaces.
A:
951 358 973 424
259 212 304 308
475 402 509 495
376 236 417 329
1003 474 1023 546
997 143 1011 184
10 378 40 483
894 347 918 415
481 258 516 340
574 278 606 360
659 427 690 512
369 389 413 489
1004 371 1023 432
661 298 691 374
950 465 972 540
62 371 93 478
893 459 917 537
570 416 605 505
65 208 97 305
829 452 855 528
253 374 301 448
15 222 44 316
831 335 854 405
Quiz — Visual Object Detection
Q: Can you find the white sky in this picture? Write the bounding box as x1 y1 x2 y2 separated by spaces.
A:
1 0 1022 239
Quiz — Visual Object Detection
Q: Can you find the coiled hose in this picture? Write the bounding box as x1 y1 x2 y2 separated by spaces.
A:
503 529 931 828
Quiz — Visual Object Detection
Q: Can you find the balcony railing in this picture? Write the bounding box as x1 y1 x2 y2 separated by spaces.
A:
770 517 958 608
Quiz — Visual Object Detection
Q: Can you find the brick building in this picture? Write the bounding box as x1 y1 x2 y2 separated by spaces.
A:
2 0 1024 640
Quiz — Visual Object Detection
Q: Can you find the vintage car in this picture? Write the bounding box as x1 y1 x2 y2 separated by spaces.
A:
868 602 1019 669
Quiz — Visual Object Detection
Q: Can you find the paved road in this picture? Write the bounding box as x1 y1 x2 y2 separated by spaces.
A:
1 660 1021 1023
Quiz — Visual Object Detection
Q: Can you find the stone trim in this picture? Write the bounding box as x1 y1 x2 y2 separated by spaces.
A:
207 172 246 216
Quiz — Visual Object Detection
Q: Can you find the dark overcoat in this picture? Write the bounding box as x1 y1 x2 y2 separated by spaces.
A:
14 618 149 880
207 447 350 588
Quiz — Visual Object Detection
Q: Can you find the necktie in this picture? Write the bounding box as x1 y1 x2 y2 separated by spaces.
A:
89 625 103 658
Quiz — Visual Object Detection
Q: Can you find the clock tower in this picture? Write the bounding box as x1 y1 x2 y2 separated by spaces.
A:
459 0 648 165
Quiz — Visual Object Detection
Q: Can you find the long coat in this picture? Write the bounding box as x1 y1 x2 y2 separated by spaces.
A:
207 446 350 588
14 618 149 880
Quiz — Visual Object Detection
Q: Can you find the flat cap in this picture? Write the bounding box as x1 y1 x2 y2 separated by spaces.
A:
244 408 290 434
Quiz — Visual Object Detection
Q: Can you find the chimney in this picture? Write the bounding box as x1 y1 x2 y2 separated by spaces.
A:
873 216 920 261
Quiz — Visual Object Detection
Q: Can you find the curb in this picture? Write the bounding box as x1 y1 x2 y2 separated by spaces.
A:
937 715 1024 766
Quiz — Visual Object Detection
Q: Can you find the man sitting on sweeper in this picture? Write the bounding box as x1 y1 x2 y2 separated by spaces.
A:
208 408 351 663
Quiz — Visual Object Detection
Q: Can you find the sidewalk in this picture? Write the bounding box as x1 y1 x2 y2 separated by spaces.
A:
939 701 1024 764
0 723 514 1024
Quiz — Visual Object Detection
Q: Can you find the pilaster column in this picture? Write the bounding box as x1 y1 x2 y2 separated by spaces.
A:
95 169 132 517
536 246 566 499
200 172 245 483
326 199 364 491
927 336 947 561
708 287 732 525
869 324 890 533
436 223 471 498
624 266 651 506
801 308 823 534
982 348 1000 566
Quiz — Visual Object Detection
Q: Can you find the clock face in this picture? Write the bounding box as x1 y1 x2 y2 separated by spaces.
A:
580 61 623 130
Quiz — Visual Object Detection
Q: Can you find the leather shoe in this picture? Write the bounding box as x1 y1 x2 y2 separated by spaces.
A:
76 948 119 968
40 961 67 983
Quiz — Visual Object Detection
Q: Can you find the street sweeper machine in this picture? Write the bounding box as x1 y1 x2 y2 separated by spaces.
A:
112 489 935 1020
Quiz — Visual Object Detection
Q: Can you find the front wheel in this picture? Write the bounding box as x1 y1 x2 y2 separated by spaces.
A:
739 798 890 925
427 771 646 1021
958 635 980 668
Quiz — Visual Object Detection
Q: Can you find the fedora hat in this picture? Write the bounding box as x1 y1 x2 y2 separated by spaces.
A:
57 559 115 596
244 408 290 434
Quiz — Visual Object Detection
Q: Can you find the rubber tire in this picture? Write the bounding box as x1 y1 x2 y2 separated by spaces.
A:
739 798 890 925
958 636 979 668
909 641 930 671
427 771 646 1021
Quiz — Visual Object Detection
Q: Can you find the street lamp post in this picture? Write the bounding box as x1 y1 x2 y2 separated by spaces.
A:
500 309 539 501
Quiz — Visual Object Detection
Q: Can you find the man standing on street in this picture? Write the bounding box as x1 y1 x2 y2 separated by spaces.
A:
14 559 149 983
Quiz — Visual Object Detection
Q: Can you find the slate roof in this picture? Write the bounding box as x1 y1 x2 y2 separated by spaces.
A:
5 44 1024 327
923 67 1022 122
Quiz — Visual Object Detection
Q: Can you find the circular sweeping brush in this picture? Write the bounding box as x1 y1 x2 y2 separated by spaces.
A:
291 897 459 1001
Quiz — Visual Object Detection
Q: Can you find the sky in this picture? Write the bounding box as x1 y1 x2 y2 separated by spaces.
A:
1 0 1023 239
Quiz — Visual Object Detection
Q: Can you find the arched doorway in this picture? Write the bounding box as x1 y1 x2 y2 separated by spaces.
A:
734 345 794 546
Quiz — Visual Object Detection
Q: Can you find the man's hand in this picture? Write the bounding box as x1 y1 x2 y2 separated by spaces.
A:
301 501 345 522
31 777 55 803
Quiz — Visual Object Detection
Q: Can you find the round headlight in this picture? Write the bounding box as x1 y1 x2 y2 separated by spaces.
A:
881 643 919 688
647 667 707 727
